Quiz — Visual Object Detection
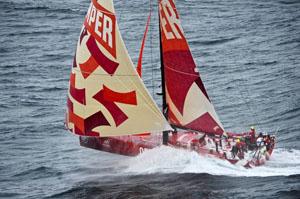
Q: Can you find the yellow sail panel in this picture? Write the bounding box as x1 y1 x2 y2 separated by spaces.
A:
66 0 171 137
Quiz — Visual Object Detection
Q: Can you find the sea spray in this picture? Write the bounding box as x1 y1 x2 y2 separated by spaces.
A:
123 146 300 177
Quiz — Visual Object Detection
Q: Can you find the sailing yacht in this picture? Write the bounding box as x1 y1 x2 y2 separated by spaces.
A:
65 0 275 168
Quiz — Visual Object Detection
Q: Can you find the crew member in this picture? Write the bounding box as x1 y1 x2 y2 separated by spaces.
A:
221 131 228 150
250 126 256 144
256 133 264 147
199 134 206 146
231 144 238 159
265 135 271 151
214 137 219 153
236 138 245 159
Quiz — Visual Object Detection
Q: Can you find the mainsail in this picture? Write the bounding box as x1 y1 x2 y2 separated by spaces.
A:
66 0 171 137
158 0 225 135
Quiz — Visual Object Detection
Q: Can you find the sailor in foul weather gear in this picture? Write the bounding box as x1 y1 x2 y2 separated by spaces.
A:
231 138 244 159
231 144 238 159
256 136 264 147
250 126 256 144
198 134 206 146
263 134 272 151
244 126 256 150
220 131 229 150
236 138 246 159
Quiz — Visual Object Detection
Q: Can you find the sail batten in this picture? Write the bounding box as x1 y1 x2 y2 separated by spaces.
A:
66 0 172 137
159 0 225 135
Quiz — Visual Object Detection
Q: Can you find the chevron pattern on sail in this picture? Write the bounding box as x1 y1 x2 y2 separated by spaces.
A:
159 0 225 135
66 0 171 137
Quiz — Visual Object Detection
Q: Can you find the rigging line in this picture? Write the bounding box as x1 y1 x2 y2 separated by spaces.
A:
242 78 261 128
237 64 261 129
164 65 200 77
233 65 261 130
218 69 253 130
149 0 155 99
116 0 124 28
239 53 263 130
153 0 160 103
72 68 139 76
221 63 261 131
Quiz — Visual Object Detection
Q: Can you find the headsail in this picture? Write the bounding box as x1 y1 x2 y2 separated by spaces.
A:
66 0 171 137
136 9 152 77
158 0 225 135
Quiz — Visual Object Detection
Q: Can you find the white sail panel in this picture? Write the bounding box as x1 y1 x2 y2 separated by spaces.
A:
66 0 171 137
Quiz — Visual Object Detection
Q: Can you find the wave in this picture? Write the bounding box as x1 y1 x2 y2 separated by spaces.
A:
190 37 239 46
278 0 300 5
12 5 77 14
123 146 300 177
0 192 21 198
13 166 63 180
47 182 162 199
0 1 80 15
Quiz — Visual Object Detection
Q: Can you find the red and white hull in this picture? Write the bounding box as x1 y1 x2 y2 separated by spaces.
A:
79 131 275 168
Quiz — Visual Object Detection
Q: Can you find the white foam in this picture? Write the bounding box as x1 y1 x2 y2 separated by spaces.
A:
123 146 300 177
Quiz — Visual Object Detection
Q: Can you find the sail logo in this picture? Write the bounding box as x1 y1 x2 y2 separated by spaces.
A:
93 86 137 127
159 0 184 40
84 2 117 58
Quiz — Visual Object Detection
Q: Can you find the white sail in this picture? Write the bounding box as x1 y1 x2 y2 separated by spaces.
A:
66 0 172 137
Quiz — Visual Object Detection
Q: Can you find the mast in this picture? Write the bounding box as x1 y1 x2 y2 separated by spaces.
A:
158 3 169 145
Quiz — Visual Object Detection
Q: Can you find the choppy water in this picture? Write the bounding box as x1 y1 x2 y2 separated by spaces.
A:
0 0 300 198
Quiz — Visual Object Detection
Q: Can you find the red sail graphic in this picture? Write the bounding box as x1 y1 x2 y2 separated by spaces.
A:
93 85 137 127
84 0 117 58
185 112 224 135
136 10 151 77
67 99 110 136
80 35 119 79
159 0 224 135
69 73 86 105
163 50 209 114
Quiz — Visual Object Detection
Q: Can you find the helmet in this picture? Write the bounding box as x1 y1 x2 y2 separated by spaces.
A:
250 126 255 130
236 139 240 143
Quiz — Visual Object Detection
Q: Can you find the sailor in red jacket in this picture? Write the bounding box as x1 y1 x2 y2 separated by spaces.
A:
250 126 256 144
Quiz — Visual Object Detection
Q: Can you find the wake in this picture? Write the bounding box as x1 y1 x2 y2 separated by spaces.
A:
123 146 300 177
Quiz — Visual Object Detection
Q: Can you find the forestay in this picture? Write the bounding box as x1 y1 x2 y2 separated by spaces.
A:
159 0 225 135
66 0 171 137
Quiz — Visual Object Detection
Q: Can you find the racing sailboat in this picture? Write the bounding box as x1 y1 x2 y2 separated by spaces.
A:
65 0 275 168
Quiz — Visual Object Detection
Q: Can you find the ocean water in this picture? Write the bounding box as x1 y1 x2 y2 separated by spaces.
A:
0 0 300 198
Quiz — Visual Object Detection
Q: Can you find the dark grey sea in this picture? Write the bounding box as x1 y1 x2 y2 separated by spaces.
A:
0 0 299 198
